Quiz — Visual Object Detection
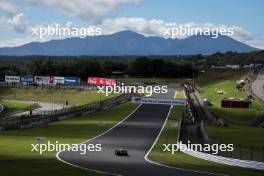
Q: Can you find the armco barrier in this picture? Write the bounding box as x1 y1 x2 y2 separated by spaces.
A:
182 145 264 170
182 84 264 162
0 93 133 131
0 82 97 90
0 104 4 114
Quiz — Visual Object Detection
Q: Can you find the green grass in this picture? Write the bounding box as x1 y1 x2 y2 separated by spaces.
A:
176 90 185 99
0 101 31 117
0 101 31 109
207 124 264 150
0 87 115 106
199 79 262 124
0 102 138 176
0 159 101 176
149 106 264 176
197 71 264 160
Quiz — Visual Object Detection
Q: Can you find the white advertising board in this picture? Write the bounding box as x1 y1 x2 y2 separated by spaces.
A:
5 76 20 83
53 76 64 84
35 76 50 85
132 97 186 106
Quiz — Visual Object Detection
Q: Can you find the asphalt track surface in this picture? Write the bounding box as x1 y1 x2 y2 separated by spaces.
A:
252 69 264 103
58 87 213 176
1 99 68 119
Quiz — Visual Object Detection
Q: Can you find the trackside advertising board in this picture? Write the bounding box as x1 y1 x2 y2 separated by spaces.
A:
20 75 34 83
132 97 186 106
64 77 80 85
5 76 20 83
88 77 116 86
0 76 4 82
53 76 64 84
34 76 50 85
35 76 65 85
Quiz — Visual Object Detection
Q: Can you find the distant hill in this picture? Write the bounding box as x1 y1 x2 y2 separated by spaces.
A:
0 31 258 56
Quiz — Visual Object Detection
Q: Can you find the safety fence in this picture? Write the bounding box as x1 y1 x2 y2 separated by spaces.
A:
0 82 97 90
0 93 133 131
181 85 264 162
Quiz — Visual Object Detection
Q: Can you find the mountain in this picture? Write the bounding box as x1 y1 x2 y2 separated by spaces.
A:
0 31 258 56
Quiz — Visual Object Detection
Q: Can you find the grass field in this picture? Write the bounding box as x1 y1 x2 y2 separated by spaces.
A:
200 79 262 124
0 87 115 106
176 90 185 99
149 106 264 176
0 102 138 176
197 69 264 155
0 101 32 117
0 101 31 109
207 124 264 150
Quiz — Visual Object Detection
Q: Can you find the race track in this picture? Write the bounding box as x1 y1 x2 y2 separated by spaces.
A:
252 69 264 103
58 86 213 176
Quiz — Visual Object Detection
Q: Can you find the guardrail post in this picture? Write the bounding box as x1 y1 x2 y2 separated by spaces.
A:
251 146 254 160
262 146 264 162
239 145 243 160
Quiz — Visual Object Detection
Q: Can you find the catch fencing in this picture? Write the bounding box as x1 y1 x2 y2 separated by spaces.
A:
0 93 133 131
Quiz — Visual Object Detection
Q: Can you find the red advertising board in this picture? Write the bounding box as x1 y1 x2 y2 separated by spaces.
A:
49 76 55 84
88 77 116 86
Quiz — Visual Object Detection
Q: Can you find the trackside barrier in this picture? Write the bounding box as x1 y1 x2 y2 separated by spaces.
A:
182 146 264 170
182 85 264 162
0 93 133 131
0 104 4 114
0 82 97 90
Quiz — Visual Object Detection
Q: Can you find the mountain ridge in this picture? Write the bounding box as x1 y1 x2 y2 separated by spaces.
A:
0 30 258 56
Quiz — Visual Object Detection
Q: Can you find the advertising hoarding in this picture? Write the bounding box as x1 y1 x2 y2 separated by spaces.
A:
34 76 50 85
132 97 186 106
20 75 34 83
0 76 4 82
5 76 20 83
35 76 65 85
88 77 116 86
53 76 64 84
64 77 80 85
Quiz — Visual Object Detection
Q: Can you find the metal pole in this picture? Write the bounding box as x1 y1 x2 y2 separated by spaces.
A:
262 146 264 162
240 145 243 160
251 146 253 160
192 72 195 87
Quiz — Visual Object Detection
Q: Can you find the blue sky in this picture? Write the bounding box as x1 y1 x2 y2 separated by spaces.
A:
0 0 263 48
122 0 264 35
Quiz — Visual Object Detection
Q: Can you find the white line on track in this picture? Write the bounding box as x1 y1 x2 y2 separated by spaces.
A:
56 89 224 176
144 90 225 176
56 104 142 176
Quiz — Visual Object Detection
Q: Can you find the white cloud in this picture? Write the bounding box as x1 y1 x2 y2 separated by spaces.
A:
1 16 264 49
231 26 264 49
98 17 264 49
99 18 230 37
0 37 37 48
99 18 166 36
1 1 263 49
0 1 17 14
29 0 141 23
0 13 29 33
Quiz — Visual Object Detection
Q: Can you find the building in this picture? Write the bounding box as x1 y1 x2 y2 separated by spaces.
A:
221 98 251 109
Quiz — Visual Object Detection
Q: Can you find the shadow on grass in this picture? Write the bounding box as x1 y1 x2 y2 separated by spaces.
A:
0 158 102 176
